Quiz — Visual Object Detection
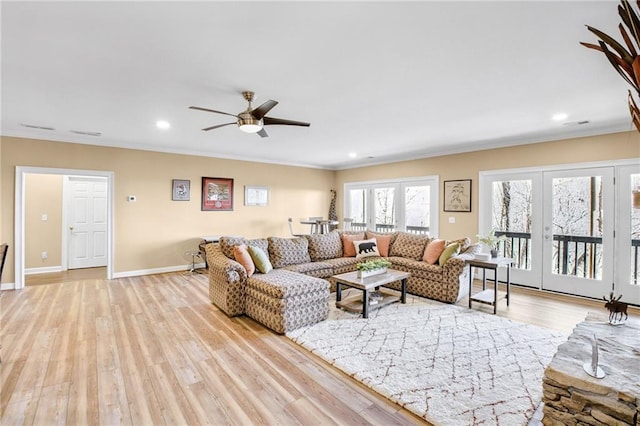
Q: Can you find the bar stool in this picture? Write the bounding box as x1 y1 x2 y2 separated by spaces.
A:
185 250 204 274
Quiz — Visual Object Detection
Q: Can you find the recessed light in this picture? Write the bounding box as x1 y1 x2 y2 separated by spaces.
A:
552 113 568 121
156 120 171 129
348 152 357 158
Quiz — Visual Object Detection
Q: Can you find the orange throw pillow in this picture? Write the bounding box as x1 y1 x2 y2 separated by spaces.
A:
367 233 393 257
342 233 365 257
233 244 255 276
423 239 446 264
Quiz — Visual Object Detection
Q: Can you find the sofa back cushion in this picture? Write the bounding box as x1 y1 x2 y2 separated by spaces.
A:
389 232 431 260
219 236 268 259
341 232 365 257
365 231 398 257
305 231 343 261
268 237 311 268
219 236 246 259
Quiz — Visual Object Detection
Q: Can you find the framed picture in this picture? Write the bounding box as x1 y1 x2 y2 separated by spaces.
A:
244 185 269 206
201 177 234 211
172 179 190 201
443 179 472 212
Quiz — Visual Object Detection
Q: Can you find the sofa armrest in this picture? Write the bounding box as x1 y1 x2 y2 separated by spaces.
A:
205 243 247 283
205 243 248 316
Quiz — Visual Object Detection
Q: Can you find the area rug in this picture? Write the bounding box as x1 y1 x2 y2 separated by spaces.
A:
286 293 567 425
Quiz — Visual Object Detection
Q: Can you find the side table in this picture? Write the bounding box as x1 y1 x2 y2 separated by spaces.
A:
466 257 513 314
199 235 220 269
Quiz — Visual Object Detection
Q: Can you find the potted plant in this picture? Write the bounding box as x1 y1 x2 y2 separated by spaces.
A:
356 259 391 278
476 229 507 258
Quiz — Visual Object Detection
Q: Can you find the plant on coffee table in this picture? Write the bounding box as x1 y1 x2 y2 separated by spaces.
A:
356 259 391 278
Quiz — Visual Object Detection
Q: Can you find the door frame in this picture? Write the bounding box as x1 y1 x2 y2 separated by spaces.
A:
14 166 114 289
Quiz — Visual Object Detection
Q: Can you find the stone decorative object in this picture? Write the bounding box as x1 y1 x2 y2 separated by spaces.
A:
542 312 639 425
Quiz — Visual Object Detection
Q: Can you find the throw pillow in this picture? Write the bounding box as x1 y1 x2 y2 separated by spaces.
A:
247 245 273 274
342 232 366 257
233 244 255 277
439 242 460 266
353 238 381 259
365 231 395 257
219 236 247 259
423 239 446 264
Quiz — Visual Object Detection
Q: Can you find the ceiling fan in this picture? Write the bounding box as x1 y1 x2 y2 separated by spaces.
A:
189 91 310 138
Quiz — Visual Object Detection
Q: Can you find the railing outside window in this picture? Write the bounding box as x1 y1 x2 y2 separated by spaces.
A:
495 231 640 284
349 223 429 235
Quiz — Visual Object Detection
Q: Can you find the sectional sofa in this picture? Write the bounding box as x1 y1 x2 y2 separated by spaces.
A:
205 230 478 334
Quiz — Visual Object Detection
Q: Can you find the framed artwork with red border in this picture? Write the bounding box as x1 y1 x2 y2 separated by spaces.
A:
201 177 234 211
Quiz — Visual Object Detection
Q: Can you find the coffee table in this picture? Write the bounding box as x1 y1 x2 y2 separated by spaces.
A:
332 269 410 318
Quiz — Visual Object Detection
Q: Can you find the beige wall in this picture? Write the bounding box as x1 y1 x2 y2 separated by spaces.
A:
2 131 638 285
335 131 640 241
25 174 63 269
1 136 336 283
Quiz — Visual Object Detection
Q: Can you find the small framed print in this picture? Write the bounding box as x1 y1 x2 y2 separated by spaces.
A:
244 185 269 206
202 177 234 211
443 179 472 212
172 179 190 201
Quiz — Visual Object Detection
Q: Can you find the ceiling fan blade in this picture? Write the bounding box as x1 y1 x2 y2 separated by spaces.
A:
257 128 269 138
202 122 236 131
263 116 311 127
189 106 238 118
251 100 278 120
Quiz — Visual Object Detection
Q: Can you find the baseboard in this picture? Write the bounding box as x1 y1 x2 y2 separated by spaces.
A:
111 262 206 279
1 282 16 291
25 266 63 275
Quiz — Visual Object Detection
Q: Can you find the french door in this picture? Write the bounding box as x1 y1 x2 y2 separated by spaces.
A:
541 167 614 298
344 177 438 236
481 161 637 303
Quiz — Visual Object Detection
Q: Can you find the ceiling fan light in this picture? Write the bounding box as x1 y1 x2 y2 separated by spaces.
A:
237 114 263 133
239 123 262 133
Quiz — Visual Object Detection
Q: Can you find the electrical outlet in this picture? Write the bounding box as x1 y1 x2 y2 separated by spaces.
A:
41 251 48 260
448 217 456 224
41 213 48 221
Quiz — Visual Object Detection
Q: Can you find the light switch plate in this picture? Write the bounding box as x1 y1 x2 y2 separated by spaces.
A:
448 217 455 223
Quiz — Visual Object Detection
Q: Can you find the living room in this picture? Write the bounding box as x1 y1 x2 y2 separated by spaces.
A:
2 1 639 425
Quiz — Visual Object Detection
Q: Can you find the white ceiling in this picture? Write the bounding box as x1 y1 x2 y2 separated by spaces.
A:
1 1 632 170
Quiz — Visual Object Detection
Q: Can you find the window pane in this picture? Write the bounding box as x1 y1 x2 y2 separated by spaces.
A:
347 189 367 231
551 176 603 279
374 187 395 232
405 185 430 235
491 179 532 270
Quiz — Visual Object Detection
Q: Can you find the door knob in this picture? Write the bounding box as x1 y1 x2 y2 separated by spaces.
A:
544 234 550 240
69 226 74 231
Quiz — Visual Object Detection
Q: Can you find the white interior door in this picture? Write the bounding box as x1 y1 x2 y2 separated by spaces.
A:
65 176 108 269
541 167 614 299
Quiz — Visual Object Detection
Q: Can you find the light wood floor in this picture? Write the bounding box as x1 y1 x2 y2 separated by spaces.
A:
1 272 637 425
25 267 106 286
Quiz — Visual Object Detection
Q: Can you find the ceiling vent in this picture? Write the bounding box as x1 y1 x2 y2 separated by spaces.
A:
563 120 590 126
70 129 102 137
20 123 55 131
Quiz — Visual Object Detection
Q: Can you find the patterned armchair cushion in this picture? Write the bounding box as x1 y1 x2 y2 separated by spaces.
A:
389 232 432 260
305 231 343 261
448 237 472 253
267 237 311 268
